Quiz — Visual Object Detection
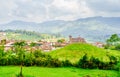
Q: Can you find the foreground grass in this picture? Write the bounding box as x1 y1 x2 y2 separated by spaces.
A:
0 66 118 77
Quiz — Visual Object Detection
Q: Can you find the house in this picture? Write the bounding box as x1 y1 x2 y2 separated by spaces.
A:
53 42 68 47
4 41 15 51
25 41 54 51
40 42 54 51
0 32 6 36
24 46 41 51
93 42 104 48
69 35 86 43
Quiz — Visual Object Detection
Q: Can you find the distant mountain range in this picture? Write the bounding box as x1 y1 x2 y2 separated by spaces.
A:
0 16 120 42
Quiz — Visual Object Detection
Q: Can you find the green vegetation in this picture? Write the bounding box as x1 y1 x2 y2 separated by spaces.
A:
57 39 65 43
48 43 120 70
115 44 120 51
105 34 120 50
0 39 120 76
13 41 27 77
116 63 120 77
0 42 119 69
106 34 120 45
0 66 118 77
49 43 120 63
0 30 63 41
0 44 62 67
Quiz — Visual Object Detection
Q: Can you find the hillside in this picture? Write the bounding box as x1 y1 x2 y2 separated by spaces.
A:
0 30 63 41
0 16 120 42
49 43 120 63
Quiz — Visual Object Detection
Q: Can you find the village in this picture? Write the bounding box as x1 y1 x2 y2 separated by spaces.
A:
0 34 104 52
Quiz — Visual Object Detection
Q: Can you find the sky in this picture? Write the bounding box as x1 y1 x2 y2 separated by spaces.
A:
0 0 120 23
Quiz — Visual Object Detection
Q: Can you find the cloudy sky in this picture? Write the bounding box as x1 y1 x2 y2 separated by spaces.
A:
0 0 120 23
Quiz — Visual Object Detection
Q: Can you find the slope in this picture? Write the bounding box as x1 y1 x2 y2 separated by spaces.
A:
49 43 120 63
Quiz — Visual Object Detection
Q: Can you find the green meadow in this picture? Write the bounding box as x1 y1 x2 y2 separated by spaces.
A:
0 66 118 77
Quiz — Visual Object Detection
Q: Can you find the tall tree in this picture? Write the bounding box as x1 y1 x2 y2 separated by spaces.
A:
13 41 26 77
106 34 120 45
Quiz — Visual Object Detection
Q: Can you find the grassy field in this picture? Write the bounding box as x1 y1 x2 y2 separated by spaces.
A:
0 66 118 77
49 43 120 63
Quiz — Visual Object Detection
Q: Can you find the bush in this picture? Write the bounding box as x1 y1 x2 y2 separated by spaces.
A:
77 55 99 69
77 54 89 68
115 44 120 51
77 54 118 70
62 60 72 67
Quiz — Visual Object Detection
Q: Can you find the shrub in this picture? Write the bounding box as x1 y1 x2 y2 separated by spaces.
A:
115 44 120 51
62 60 72 67
77 54 89 68
77 54 118 70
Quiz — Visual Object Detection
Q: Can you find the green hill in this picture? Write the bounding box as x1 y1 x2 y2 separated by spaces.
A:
0 30 63 41
49 43 120 63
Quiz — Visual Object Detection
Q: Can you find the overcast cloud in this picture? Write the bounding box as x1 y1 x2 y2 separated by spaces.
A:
0 0 120 23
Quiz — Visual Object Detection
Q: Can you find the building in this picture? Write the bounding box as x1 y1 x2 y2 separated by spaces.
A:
4 41 15 51
93 42 104 48
69 35 86 43
36 41 54 51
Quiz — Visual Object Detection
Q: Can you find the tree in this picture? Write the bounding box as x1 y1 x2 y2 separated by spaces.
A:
14 41 27 47
30 42 37 47
115 44 120 51
0 45 4 57
0 45 5 65
105 34 120 50
78 54 88 68
13 41 26 77
24 51 35 66
57 39 65 43
0 39 6 45
18 47 25 77
106 34 120 45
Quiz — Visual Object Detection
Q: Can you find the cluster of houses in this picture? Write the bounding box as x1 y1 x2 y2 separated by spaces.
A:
0 35 104 51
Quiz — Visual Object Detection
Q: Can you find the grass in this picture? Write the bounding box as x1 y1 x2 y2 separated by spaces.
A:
49 43 120 63
5 32 63 42
0 66 118 77
6 32 42 41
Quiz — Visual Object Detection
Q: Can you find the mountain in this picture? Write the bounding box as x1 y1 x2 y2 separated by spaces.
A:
0 16 120 42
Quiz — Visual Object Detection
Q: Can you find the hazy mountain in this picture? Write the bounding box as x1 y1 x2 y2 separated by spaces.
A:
0 16 120 42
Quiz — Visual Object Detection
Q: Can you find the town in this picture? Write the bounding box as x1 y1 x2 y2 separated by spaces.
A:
0 33 104 52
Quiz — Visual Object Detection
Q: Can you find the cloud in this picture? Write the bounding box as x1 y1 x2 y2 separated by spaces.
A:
48 0 94 20
86 0 120 12
85 0 120 16
0 0 17 23
35 0 54 4
5 0 50 22
0 0 119 23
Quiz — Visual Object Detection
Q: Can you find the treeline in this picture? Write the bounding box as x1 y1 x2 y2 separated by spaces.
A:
0 29 43 38
0 45 119 71
0 46 61 67
0 29 62 39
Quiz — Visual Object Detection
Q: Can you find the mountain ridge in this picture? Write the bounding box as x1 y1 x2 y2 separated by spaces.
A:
0 16 120 42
